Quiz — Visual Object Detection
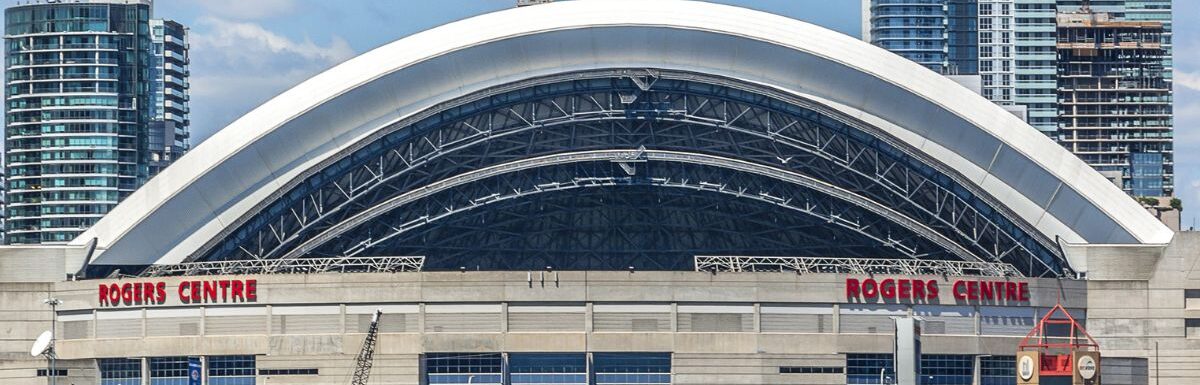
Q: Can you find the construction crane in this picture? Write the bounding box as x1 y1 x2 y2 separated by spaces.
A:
350 309 383 385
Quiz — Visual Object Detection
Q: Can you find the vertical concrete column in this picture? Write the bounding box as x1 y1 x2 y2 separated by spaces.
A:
339 304 347 334
417 303 426 334
670 303 678 332
972 355 982 385
501 302 509 333
265 305 273 335
974 306 981 335
584 302 594 333
141 308 147 338
832 303 840 334
141 357 150 385
201 356 209 385
752 303 761 333
199 307 206 337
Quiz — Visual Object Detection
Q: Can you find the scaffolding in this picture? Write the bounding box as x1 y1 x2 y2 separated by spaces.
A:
693 256 1022 277
1057 10 1172 197
137 256 425 277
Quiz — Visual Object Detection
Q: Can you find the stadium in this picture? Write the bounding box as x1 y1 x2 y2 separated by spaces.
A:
1 1 1198 384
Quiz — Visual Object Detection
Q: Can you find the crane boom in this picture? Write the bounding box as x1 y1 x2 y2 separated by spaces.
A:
350 309 383 385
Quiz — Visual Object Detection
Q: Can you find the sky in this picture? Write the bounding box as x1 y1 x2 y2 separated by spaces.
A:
115 0 1200 228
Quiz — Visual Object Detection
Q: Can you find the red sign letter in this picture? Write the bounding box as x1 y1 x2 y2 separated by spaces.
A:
846 278 861 298
952 281 966 301
246 279 258 302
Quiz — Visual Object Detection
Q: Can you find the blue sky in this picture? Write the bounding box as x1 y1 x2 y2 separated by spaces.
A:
152 0 1198 226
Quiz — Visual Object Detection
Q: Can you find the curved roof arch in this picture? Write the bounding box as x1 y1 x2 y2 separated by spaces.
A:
75 0 1171 268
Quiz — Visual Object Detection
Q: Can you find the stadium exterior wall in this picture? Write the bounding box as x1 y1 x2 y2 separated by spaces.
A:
0 234 1196 384
8 269 1087 385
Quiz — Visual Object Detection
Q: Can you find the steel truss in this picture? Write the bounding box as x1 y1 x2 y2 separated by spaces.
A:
693 256 1022 277
287 150 975 263
196 70 1066 277
137 256 425 277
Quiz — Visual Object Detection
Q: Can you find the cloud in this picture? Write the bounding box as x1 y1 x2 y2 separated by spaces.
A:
195 0 298 20
190 17 354 69
185 17 357 142
1178 71 1200 92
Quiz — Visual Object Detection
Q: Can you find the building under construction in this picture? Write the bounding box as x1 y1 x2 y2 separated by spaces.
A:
1057 10 1173 198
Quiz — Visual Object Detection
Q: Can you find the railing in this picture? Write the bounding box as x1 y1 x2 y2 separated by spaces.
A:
137 256 425 277
694 256 1022 277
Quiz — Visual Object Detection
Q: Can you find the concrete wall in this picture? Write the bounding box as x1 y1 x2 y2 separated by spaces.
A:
6 233 1200 384
1085 232 1200 385
0 270 1082 385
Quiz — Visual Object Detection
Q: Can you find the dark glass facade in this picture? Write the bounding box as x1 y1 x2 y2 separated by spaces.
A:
593 353 671 385
847 353 1015 385
509 353 587 385
99 358 142 385
425 353 505 385
980 355 1016 385
208 355 256 385
423 353 671 385
149 356 189 385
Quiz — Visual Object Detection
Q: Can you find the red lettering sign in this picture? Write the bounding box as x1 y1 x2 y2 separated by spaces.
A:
849 278 1027 304
99 279 259 307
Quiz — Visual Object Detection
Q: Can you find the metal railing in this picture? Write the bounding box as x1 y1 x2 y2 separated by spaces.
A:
694 256 1022 277
137 256 425 277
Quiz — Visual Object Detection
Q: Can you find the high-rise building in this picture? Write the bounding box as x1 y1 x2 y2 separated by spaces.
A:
862 0 956 73
1013 0 1059 133
978 0 1015 104
1057 0 1172 83
148 19 190 177
3 0 156 244
1056 10 1172 197
863 0 1049 126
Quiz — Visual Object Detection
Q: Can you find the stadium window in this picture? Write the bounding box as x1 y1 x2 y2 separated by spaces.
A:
259 368 319 376
594 352 671 385
780 366 844 374
36 369 68 377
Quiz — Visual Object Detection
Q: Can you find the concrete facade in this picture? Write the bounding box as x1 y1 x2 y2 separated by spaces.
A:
2 233 1199 384
2 270 1085 385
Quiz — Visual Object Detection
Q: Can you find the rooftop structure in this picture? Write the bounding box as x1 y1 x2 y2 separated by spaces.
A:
60 0 1171 280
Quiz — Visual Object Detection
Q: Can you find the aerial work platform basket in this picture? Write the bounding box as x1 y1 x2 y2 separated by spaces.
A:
1017 303 1100 385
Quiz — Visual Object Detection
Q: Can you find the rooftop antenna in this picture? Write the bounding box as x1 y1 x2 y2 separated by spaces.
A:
33 295 63 385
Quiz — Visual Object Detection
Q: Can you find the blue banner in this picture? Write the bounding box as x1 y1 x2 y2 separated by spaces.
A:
188 357 202 385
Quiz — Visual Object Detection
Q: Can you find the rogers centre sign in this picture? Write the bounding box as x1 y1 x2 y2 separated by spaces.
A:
99 279 258 306
846 277 1029 303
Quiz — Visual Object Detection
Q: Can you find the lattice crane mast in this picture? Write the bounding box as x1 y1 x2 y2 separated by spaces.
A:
350 309 383 385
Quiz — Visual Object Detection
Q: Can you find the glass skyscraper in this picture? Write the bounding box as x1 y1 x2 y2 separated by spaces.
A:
863 0 954 73
3 0 187 244
1013 0 1059 133
866 0 1173 198
864 0 1058 130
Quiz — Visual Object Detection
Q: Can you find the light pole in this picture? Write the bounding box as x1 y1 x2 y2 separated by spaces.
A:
43 296 62 385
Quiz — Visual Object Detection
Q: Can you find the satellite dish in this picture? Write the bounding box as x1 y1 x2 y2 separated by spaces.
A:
30 330 52 357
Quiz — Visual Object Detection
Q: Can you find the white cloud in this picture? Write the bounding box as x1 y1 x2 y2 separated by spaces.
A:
190 17 354 69
1177 71 1200 92
185 17 357 142
195 0 298 20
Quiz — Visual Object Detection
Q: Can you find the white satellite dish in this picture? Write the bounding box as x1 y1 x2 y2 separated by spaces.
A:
30 330 52 357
